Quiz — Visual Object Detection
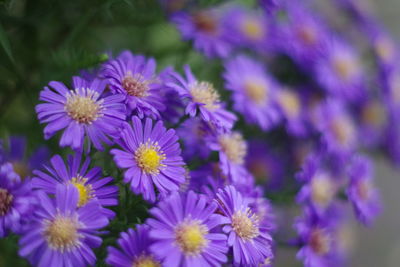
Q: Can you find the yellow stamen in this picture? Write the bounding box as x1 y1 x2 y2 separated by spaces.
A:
71 175 93 207
65 89 102 124
175 220 208 255
332 55 358 81
232 208 260 241
219 132 247 164
311 173 335 207
362 101 386 127
244 80 267 104
309 228 331 255
189 81 220 111
133 255 161 267
278 90 300 118
0 188 13 216
122 72 151 97
135 141 166 174
44 215 80 251
240 18 264 40
330 116 355 146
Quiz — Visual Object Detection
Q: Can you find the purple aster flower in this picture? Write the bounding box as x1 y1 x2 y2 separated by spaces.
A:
147 190 228 267
176 117 212 161
2 136 49 179
32 153 118 218
171 8 233 58
19 184 109 266
36 76 126 151
314 38 365 102
223 55 280 130
207 130 249 185
101 51 166 119
347 155 381 226
216 185 274 266
111 116 186 202
313 99 358 160
222 6 272 51
246 140 285 191
167 65 236 129
106 224 161 267
295 208 343 267
0 162 35 237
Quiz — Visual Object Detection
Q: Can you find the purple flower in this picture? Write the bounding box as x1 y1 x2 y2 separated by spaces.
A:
36 76 126 151
245 140 285 191
106 224 161 267
171 8 233 58
347 155 381 226
32 153 118 217
101 51 166 118
176 117 212 161
207 131 249 185
314 38 365 102
313 99 357 160
216 185 274 266
111 116 186 202
0 162 35 237
147 190 228 267
295 208 342 267
19 184 109 266
223 55 280 130
222 6 271 51
167 65 236 129
2 136 49 179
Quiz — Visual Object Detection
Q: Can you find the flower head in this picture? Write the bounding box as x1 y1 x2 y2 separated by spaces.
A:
19 184 109 266
216 185 273 266
106 224 161 267
36 76 126 151
111 116 186 202
224 55 280 130
147 191 228 266
32 153 118 217
0 162 35 237
101 51 166 118
167 65 236 129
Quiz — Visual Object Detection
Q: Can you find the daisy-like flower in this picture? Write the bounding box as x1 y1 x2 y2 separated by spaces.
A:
223 55 280 130
172 8 233 58
0 162 35 237
216 185 273 266
106 224 161 267
36 76 126 151
295 208 342 267
32 153 118 218
314 39 365 102
2 136 49 179
208 131 249 185
111 116 186 202
101 51 166 118
19 184 109 266
347 156 381 226
147 190 228 267
167 65 236 129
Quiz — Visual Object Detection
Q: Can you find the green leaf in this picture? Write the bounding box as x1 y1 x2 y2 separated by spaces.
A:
0 23 15 65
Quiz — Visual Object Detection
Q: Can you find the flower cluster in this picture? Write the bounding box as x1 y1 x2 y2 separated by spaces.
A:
0 0 398 266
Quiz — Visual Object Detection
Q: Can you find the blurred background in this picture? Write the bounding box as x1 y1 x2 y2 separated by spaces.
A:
0 0 399 266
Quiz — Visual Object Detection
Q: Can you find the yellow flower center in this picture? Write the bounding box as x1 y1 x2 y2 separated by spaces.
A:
122 72 150 97
362 101 386 127
278 90 301 118
232 208 260 241
135 142 166 174
71 176 93 207
44 215 79 251
332 55 358 81
190 81 220 111
240 18 264 40
193 11 217 34
175 221 208 255
0 188 13 216
311 174 335 207
65 89 102 124
330 116 355 146
375 37 394 62
310 228 331 255
12 161 29 179
244 80 267 104
219 132 247 164
133 255 161 267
